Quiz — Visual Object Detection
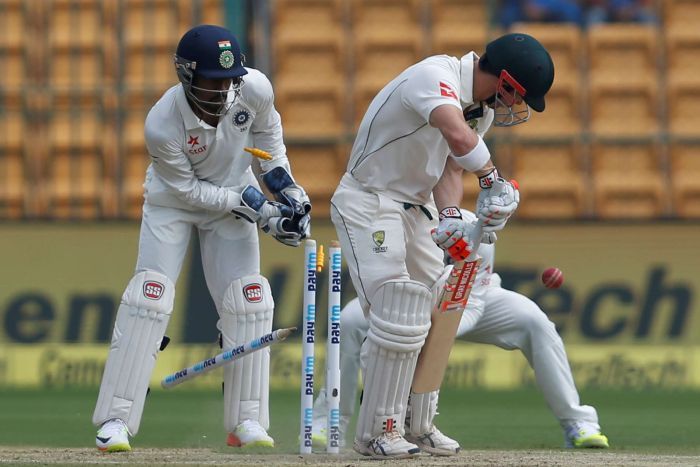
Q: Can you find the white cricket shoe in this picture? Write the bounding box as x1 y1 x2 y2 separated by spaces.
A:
95 419 131 452
564 421 610 448
406 424 461 456
353 431 421 459
227 419 275 448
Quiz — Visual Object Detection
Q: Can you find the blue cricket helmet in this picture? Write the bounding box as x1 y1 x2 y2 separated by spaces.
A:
174 24 248 80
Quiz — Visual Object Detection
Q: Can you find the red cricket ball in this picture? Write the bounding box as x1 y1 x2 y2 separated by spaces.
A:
541 267 564 289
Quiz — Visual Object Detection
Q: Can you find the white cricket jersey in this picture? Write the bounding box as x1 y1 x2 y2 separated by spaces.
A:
346 53 494 205
143 68 290 212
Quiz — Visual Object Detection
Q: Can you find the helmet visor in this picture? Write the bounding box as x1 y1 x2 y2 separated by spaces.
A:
493 70 531 127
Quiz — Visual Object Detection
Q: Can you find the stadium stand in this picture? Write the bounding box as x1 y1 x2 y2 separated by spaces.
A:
2 0 698 220
510 140 587 218
591 140 666 219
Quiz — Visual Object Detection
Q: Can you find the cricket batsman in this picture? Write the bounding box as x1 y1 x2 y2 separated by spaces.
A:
92 25 311 451
312 210 609 453
329 33 554 458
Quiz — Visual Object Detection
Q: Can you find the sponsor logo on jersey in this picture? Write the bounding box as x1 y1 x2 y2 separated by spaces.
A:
439 81 458 101
143 281 164 300
243 283 263 303
372 231 387 253
233 109 251 130
187 135 207 155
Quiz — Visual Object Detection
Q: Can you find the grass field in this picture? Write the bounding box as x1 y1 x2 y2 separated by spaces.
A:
2 387 700 453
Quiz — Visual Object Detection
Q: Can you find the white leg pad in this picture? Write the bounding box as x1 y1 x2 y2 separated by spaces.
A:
355 280 432 443
220 274 274 432
407 390 439 435
93 270 175 435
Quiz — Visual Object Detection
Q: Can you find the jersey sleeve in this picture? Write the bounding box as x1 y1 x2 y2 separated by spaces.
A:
400 65 462 124
246 69 291 173
145 116 241 212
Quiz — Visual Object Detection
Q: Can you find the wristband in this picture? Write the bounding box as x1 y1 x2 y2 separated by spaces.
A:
439 206 462 220
478 168 500 189
450 135 491 172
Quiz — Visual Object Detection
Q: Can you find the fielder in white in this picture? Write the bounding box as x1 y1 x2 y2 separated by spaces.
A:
312 211 609 452
330 33 556 458
92 25 311 452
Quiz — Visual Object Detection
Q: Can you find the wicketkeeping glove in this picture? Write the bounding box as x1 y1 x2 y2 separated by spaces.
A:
262 166 312 240
231 185 304 247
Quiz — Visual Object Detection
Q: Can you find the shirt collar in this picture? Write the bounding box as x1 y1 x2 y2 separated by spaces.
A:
458 52 478 108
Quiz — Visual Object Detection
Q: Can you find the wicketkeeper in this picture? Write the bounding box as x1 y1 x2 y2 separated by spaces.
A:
92 25 310 452
330 33 554 458
312 210 609 453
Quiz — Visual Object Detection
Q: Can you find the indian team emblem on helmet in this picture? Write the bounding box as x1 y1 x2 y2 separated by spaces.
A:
372 231 387 253
219 50 234 69
143 281 164 300
218 40 235 69
233 109 251 128
243 283 263 303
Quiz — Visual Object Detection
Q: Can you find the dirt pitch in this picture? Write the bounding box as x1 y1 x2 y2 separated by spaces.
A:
1 448 699 466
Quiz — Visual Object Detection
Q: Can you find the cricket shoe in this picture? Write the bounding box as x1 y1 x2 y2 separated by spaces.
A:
564 421 609 448
353 431 421 459
406 425 461 456
95 419 131 452
227 420 275 448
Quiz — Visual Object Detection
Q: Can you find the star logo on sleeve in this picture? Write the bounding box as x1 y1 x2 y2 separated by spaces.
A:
439 81 458 101
188 135 199 148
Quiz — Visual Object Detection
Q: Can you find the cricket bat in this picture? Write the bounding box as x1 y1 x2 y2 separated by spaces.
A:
412 179 508 393
411 222 483 393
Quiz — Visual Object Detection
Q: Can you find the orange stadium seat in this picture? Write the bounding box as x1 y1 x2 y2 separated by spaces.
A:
0 0 24 51
510 140 586 218
50 48 106 90
589 78 659 137
2 49 24 93
123 48 178 90
430 0 489 57
122 0 188 49
285 143 344 216
431 0 488 27
587 24 658 78
667 76 700 137
0 153 25 219
591 141 665 218
510 23 582 81
273 0 344 36
274 31 346 84
669 141 700 218
46 152 117 219
201 0 225 25
665 27 700 79
663 0 700 29
352 0 423 35
275 81 346 139
48 1 103 50
48 112 102 153
430 24 488 59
